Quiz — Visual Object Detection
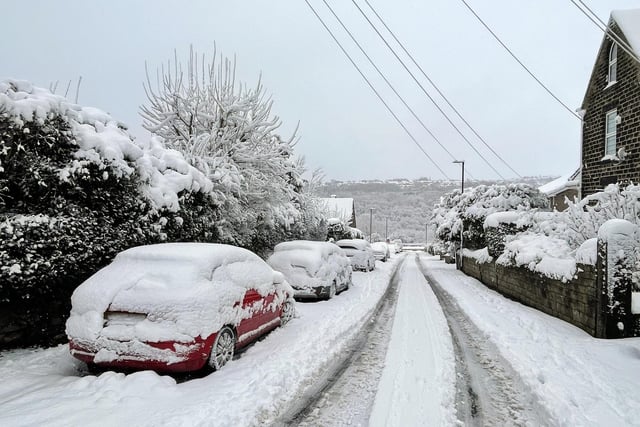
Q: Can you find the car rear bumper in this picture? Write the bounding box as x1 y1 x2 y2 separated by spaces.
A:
293 284 333 300
69 335 215 373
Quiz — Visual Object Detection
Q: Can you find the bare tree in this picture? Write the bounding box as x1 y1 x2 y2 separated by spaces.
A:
141 47 315 247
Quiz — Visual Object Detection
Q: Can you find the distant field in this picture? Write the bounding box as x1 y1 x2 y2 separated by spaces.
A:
317 177 553 243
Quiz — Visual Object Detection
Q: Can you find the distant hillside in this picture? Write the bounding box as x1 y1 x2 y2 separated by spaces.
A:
316 176 554 243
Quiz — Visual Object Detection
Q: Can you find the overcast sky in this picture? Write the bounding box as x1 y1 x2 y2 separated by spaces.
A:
2 0 637 181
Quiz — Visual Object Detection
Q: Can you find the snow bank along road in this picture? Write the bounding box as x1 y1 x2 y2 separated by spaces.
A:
283 254 403 426
0 256 401 427
420 254 640 427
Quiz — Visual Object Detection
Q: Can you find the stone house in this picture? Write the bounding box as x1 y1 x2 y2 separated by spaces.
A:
580 9 640 198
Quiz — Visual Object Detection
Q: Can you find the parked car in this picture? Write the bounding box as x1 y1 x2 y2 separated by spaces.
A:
335 239 376 271
371 242 391 262
66 243 295 373
392 239 403 254
267 240 352 300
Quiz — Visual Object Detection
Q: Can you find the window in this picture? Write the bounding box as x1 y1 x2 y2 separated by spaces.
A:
605 109 617 155
608 43 617 83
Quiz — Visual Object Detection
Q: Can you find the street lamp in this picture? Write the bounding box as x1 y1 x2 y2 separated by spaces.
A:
369 208 375 242
453 160 465 269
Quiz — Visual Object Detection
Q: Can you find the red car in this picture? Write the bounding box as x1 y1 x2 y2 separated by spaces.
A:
66 243 295 373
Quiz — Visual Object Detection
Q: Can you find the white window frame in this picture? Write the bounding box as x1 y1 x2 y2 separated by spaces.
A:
608 43 618 84
605 109 617 156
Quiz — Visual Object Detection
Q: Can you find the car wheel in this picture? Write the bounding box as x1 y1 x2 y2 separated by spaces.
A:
209 326 235 371
328 282 337 299
280 301 295 325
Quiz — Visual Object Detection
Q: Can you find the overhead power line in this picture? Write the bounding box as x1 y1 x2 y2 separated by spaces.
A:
303 0 451 179
360 0 522 178
348 0 507 180
569 0 640 65
458 0 582 120
318 0 463 170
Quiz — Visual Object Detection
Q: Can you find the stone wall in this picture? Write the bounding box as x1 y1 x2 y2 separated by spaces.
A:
462 257 598 335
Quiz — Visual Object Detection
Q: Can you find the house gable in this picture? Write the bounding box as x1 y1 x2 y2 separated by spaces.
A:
580 11 640 198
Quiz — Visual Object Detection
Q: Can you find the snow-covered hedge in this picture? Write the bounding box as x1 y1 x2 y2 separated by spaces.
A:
430 183 547 250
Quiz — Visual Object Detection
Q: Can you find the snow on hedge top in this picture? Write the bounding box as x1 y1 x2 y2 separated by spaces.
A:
612 9 640 56
498 232 577 282
66 243 289 343
483 211 523 229
0 79 212 212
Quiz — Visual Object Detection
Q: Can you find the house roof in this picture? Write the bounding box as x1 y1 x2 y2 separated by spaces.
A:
611 9 640 57
318 197 354 222
538 169 581 197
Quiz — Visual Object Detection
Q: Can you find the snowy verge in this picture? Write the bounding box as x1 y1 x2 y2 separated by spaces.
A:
370 256 456 427
0 256 402 427
421 255 640 426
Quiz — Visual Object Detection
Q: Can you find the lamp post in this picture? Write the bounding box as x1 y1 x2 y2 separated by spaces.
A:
369 208 375 242
453 160 465 269
385 217 388 241
425 222 428 248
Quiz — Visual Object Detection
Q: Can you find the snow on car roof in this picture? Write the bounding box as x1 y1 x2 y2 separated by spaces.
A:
274 240 344 257
270 241 345 275
335 239 370 250
116 242 261 270
371 242 389 250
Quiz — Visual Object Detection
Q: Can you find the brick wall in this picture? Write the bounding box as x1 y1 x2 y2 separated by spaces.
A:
581 23 640 197
462 257 598 335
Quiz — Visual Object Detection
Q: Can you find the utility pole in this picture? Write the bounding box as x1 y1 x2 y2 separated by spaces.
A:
385 217 388 241
425 223 428 246
453 160 465 270
369 208 374 242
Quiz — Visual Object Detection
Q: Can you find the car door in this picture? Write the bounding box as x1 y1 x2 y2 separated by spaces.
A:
236 289 265 345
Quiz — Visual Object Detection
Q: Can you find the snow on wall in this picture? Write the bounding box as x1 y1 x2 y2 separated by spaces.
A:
597 219 640 325
0 79 213 213
575 238 597 266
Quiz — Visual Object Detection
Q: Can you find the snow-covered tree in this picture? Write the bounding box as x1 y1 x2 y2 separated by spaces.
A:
141 47 320 253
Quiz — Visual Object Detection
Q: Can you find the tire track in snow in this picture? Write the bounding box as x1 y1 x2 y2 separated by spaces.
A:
279 256 405 426
419 258 544 426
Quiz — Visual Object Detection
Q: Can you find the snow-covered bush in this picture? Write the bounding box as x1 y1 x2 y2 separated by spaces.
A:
0 79 216 346
430 183 547 250
552 183 640 249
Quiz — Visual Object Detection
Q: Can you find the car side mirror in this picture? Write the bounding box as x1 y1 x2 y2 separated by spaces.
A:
273 271 285 284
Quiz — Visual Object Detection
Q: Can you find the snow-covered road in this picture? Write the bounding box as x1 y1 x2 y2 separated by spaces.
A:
3 253 640 427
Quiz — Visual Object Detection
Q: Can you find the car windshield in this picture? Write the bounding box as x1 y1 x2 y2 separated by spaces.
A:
110 257 207 287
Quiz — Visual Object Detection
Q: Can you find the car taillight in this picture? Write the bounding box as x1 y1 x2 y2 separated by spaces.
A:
103 311 147 327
